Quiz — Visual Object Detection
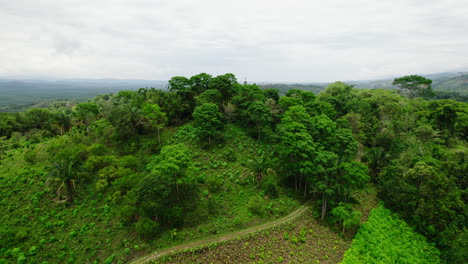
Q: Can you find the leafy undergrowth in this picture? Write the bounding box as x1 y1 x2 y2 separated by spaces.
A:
341 204 441 264
0 124 301 263
154 209 351 264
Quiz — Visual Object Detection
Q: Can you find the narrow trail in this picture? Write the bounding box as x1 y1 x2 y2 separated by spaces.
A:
130 202 310 264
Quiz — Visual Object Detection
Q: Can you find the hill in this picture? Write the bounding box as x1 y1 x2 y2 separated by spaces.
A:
0 73 466 263
0 79 167 112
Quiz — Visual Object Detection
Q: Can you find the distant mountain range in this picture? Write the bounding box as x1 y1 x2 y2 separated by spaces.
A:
258 72 467 101
0 78 167 111
349 72 468 92
0 71 466 111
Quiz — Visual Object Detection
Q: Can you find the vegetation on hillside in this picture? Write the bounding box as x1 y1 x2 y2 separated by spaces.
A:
341 204 441 264
0 72 466 263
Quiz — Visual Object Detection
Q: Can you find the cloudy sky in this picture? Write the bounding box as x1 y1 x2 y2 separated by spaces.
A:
1 0 467 82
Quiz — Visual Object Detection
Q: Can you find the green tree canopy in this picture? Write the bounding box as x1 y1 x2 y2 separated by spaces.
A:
192 103 224 145
141 103 167 143
393 75 434 99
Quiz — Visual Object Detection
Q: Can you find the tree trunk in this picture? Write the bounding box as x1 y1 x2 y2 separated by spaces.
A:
298 174 302 193
157 128 161 144
208 135 211 145
321 194 327 220
66 179 74 203
294 174 298 192
357 143 363 162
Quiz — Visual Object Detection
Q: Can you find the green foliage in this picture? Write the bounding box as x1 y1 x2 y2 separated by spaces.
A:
196 89 223 106
192 103 224 145
247 101 272 140
319 81 353 117
23 149 38 164
247 195 266 217
392 75 434 99
73 102 99 130
331 203 362 235
135 217 160 238
141 103 167 143
0 72 465 263
341 205 441 264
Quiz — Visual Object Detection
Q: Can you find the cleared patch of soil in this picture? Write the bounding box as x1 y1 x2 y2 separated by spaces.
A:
155 210 350 264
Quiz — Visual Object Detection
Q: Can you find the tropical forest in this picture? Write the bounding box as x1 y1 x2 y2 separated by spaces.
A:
0 72 466 264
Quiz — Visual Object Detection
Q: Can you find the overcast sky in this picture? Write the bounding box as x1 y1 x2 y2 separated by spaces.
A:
1 0 467 82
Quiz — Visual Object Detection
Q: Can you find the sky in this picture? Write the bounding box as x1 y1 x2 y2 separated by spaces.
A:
0 0 467 82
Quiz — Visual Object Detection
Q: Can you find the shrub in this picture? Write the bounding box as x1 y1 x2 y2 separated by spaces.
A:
223 148 237 162
118 205 138 224
15 230 28 242
104 254 115 264
341 205 441 263
135 217 160 238
88 143 107 156
291 235 298 244
24 149 38 164
17 253 26 264
207 176 224 193
247 195 266 217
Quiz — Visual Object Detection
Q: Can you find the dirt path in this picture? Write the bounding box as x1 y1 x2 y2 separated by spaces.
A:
130 202 310 264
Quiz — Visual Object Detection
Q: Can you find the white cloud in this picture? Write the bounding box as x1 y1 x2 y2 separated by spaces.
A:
0 0 467 81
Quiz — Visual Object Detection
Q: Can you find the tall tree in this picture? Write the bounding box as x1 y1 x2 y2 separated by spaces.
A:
190 73 213 95
73 102 99 134
392 75 434 99
24 108 52 131
247 101 272 140
210 73 238 103
192 103 223 145
196 89 223 106
148 144 193 201
141 103 167 144
319 82 353 117
50 109 72 136
48 144 86 203
309 151 339 220
278 105 317 194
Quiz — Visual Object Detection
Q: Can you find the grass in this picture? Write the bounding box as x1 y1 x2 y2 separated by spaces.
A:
0 124 301 263
341 204 441 264
141 186 378 264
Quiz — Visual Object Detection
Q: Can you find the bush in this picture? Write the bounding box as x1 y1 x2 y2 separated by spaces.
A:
291 235 298 244
247 195 266 217
15 230 28 242
341 205 441 263
207 176 224 193
118 205 138 224
223 148 237 162
135 217 160 238
24 149 38 164
262 179 278 198
88 143 107 156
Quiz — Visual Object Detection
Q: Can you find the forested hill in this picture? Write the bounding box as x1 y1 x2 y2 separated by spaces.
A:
0 79 167 112
348 71 467 90
0 72 466 263
1 71 466 112
259 72 468 102
350 72 468 101
258 83 326 95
